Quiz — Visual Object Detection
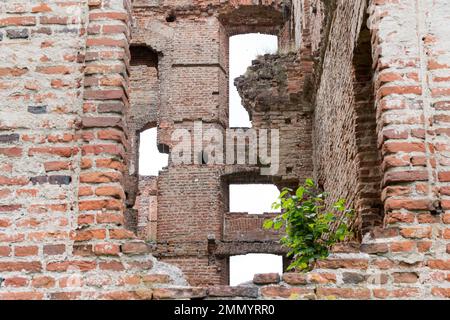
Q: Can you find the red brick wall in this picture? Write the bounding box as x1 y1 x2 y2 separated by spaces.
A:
0 0 186 300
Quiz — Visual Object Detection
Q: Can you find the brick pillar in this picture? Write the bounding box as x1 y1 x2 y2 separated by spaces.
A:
0 0 184 300
369 0 450 297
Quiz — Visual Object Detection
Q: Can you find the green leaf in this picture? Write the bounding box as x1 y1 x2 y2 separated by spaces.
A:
263 219 273 229
274 220 283 230
267 179 354 274
296 187 305 199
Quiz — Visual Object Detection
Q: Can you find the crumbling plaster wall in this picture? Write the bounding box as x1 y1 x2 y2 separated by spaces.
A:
0 0 189 299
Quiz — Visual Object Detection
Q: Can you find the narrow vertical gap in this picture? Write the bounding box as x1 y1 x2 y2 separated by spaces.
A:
353 18 383 236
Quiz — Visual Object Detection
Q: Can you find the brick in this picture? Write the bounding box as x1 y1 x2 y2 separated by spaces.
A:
427 260 450 270
360 243 389 254
95 186 124 199
109 229 136 240
152 288 206 300
342 272 366 284
97 129 124 141
316 288 370 299
259 286 315 299
99 261 124 271
81 117 123 128
71 229 106 241
72 245 93 257
379 86 422 97
0 246 11 257
32 276 55 288
32 3 52 13
4 276 29 287
142 274 171 284
36 66 71 75
14 246 38 257
84 89 125 100
373 288 420 299
0 147 22 157
0 67 28 77
400 226 432 239
121 242 148 255
385 199 430 211
390 241 416 252
6 29 29 39
40 16 68 25
43 244 65 256
79 172 121 183
44 161 71 172
0 204 22 212
431 288 450 298
282 273 307 285
46 261 96 272
48 175 72 185
0 134 20 143
0 16 36 27
0 261 42 272
29 147 75 157
50 292 81 300
28 105 47 114
438 172 450 182
383 170 428 184
307 272 336 284
0 292 44 300
89 12 129 22
315 259 369 269
94 243 120 256
253 273 280 284
78 199 122 211
392 272 418 283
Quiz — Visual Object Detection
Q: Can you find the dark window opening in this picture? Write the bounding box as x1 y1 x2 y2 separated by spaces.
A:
130 45 159 69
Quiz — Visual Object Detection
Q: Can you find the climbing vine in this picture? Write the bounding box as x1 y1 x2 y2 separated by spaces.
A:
264 179 354 271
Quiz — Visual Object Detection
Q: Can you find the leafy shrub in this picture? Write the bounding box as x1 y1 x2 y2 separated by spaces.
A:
264 179 354 271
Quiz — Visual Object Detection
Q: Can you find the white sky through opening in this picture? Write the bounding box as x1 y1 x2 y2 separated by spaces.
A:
139 128 168 176
230 254 283 286
229 33 278 128
229 184 280 214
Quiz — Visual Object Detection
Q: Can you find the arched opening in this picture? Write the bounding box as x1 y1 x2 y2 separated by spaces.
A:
229 33 278 128
138 128 168 176
124 45 161 232
133 127 168 240
229 253 283 286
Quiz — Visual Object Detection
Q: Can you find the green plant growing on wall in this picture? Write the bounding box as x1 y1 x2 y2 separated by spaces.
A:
264 179 354 271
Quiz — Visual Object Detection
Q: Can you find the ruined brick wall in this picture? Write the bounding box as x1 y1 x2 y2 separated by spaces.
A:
312 0 367 224
134 176 157 240
131 0 290 287
236 52 313 187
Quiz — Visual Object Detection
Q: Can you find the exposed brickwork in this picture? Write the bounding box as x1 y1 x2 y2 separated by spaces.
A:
0 0 187 300
0 0 449 299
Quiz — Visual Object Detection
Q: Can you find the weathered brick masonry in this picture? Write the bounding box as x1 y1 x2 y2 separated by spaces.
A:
0 0 449 299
